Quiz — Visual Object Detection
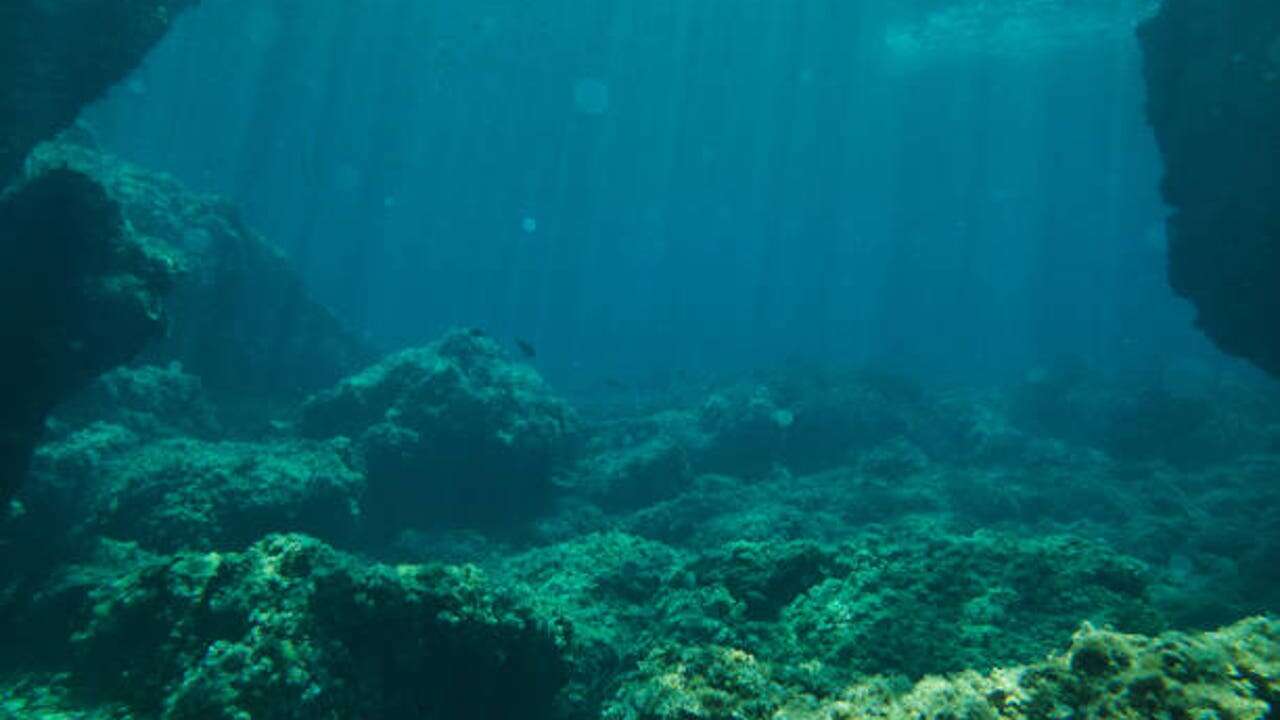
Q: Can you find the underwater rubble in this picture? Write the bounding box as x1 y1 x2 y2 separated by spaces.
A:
1139 0 1280 379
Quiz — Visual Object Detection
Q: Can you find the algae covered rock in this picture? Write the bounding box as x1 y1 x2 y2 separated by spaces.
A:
826 617 1280 720
0 0 200 504
25 142 371 399
301 329 579 530
85 438 365 553
72 534 571 719
56 363 220 439
568 434 694 512
605 617 1280 720
781 528 1161 680
0 168 179 504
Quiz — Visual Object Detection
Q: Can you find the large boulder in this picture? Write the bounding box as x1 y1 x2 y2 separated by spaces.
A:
300 329 579 531
1139 0 1280 378
25 142 372 399
0 169 179 504
1 0 204 504
14 534 570 719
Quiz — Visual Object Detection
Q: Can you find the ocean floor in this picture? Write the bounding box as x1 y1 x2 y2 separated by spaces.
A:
2 327 1279 719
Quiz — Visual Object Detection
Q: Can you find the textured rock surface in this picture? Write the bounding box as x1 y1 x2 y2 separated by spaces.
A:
26 142 371 399
499 523 1166 717
2 365 1279 718
83 438 365 553
0 0 198 187
301 329 579 530
55 363 221 439
48 534 570 719
1140 0 1280 378
0 169 179 504
605 617 1280 720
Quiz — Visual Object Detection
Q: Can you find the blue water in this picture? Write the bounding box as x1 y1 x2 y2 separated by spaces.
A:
85 0 1218 388
4 2 1278 717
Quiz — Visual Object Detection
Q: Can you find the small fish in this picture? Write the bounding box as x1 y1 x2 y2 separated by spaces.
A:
603 378 627 390
515 338 537 359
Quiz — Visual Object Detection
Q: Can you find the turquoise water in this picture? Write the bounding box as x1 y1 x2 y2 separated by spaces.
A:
1 1 1278 718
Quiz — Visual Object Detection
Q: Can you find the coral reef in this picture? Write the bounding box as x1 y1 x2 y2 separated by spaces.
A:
300 329 579 531
1139 0 1280 378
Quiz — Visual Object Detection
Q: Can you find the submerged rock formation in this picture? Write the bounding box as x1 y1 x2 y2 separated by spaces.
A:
1139 0 1280 377
26 142 371 399
606 616 1280 720
1 1 199 504
0 169 179 505
301 329 579 532
0 0 198 186
7 534 570 719
2 142 367 505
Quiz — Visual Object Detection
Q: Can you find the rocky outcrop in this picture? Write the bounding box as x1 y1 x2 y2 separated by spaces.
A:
0 169 179 504
0 1 198 187
11 534 570 719
1139 0 1280 378
606 616 1280 720
26 142 371 399
301 329 579 532
1 0 199 504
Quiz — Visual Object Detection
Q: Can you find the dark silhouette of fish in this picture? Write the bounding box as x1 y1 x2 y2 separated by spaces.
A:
515 338 537 359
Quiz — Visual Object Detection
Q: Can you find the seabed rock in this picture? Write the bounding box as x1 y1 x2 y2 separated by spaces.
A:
0 169 178 505
605 617 1280 720
26 142 372 401
10 534 571 720
301 329 579 531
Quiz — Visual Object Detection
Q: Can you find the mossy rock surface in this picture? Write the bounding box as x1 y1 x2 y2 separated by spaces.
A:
71 534 571 719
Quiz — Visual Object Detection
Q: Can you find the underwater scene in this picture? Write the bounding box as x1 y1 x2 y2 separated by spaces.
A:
2 0 1279 718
